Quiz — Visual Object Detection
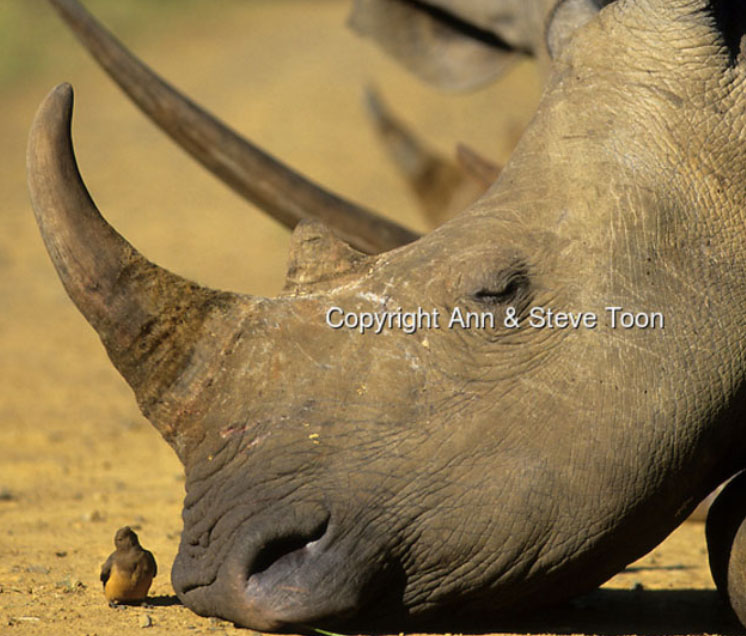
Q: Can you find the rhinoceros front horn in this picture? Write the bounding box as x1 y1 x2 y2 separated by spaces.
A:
27 83 242 462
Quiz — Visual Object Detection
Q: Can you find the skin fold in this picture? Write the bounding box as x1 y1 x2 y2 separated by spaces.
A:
27 0 746 631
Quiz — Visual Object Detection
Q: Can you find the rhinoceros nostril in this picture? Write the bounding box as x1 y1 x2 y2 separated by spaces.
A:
249 516 329 578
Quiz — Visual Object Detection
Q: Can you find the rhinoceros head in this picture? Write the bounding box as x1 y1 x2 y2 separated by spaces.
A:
27 0 746 630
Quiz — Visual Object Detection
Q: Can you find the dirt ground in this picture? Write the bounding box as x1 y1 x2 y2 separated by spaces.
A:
0 1 741 635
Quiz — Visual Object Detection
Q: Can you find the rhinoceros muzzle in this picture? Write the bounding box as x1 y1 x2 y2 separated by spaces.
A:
172 510 361 630
171 441 413 630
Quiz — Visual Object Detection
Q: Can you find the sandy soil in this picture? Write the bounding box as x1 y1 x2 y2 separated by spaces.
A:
0 1 740 634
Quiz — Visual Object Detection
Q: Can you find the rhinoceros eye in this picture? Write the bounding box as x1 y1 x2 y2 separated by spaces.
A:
471 269 530 306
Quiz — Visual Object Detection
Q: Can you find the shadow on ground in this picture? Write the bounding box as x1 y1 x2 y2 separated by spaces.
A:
516 588 741 636
346 586 742 636
144 595 182 608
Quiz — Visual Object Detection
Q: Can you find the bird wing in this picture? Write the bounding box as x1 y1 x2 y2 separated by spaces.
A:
132 549 157 580
100 554 114 587
146 549 157 578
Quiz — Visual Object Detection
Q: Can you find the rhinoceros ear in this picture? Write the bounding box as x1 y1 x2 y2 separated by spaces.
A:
545 0 612 59
348 0 520 91
284 220 370 290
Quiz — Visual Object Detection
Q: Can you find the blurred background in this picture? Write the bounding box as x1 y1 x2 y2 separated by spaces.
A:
0 1 540 632
2 0 540 295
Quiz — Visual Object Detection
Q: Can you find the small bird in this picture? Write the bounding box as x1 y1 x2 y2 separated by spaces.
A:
100 526 157 604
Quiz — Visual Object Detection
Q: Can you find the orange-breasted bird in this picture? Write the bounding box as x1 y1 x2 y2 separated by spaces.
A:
100 526 157 604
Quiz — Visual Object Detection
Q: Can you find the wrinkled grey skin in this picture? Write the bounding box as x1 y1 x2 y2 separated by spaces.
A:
27 0 746 631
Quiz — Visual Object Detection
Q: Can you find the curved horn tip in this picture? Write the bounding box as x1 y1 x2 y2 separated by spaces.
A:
53 81 74 102
27 83 77 202
27 81 102 263
27 83 75 174
36 82 74 125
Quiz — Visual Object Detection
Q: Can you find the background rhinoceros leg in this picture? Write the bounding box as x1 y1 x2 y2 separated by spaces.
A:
706 470 746 628
365 87 501 227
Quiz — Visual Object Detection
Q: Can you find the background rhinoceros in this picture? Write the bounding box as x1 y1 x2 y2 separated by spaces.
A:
1 0 744 626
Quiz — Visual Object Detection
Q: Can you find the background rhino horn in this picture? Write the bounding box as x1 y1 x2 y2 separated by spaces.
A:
27 84 236 461
456 143 501 188
365 86 472 227
46 0 419 255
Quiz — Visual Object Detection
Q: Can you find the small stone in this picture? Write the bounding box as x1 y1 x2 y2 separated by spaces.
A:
56 577 86 593
55 551 67 558
81 510 105 523
140 614 153 628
